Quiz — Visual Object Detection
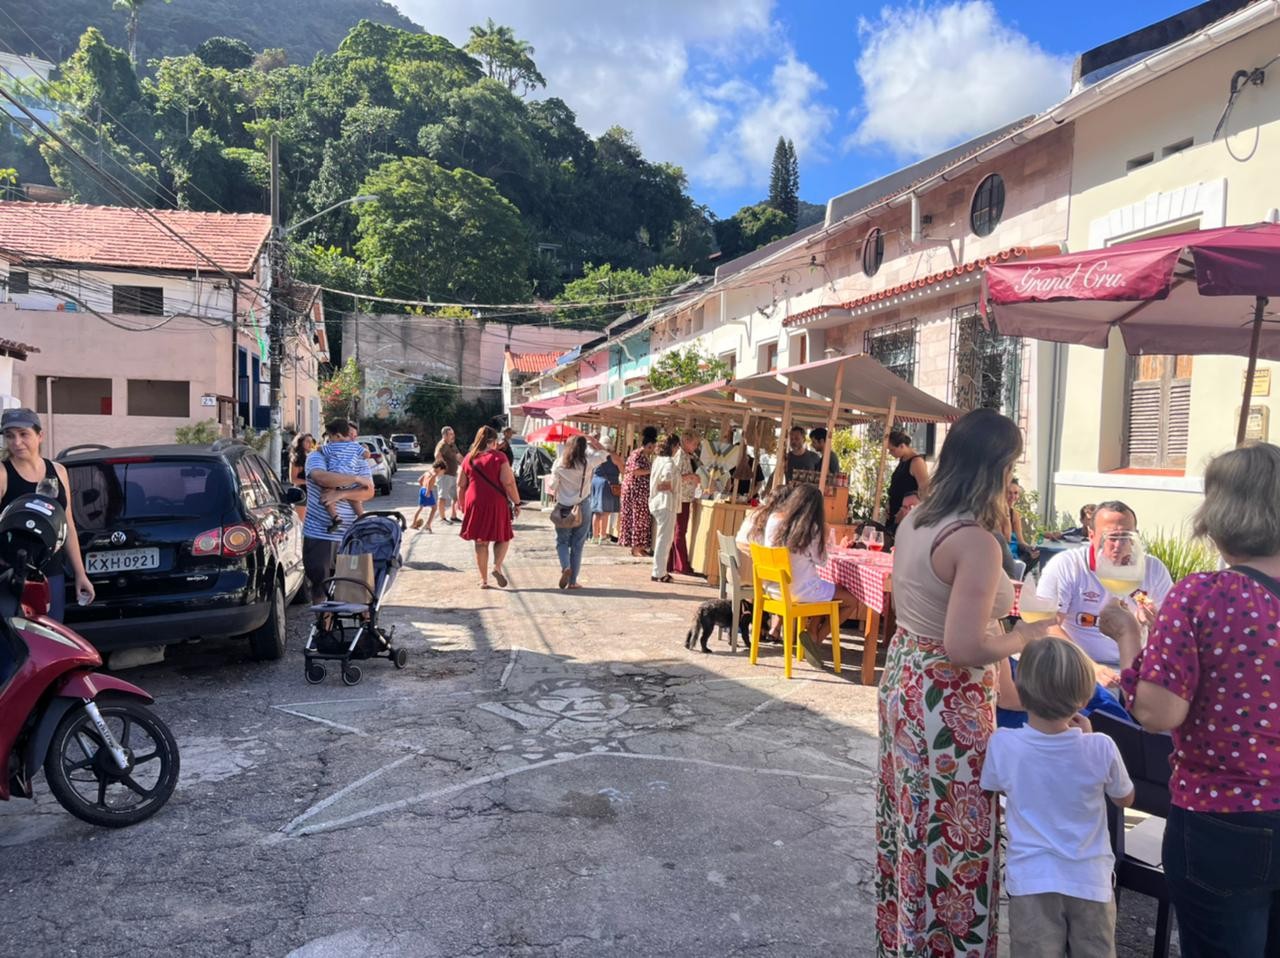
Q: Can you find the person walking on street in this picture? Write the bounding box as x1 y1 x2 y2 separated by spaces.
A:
550 434 607 590
413 460 445 532
497 427 516 465
590 435 623 544
0 408 95 622
458 425 520 589
288 432 316 522
434 426 462 524
302 419 374 603
668 430 701 575
648 433 681 583
620 426 658 557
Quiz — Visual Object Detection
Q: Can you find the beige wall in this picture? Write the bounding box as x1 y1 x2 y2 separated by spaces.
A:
1056 19 1280 530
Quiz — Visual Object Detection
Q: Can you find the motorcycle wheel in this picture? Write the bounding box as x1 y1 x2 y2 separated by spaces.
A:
44 695 180 828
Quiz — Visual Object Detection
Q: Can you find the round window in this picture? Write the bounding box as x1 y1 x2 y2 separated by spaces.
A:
862 227 884 277
970 173 1006 237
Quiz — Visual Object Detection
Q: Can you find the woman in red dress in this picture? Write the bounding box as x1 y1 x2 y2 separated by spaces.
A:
619 426 659 557
457 425 521 589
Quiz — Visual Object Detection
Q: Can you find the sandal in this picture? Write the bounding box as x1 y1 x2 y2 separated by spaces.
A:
493 569 508 588
651 574 673 583
559 569 572 590
479 582 490 589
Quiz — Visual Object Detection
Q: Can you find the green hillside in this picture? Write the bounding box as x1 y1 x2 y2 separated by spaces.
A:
5 0 421 66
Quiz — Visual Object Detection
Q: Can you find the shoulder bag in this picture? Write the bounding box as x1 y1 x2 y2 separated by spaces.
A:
468 454 516 520
550 466 587 529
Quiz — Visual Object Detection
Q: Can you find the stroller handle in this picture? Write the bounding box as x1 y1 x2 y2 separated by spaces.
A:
359 510 407 529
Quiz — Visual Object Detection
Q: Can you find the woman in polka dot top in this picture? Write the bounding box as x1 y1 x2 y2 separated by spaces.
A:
1101 442 1280 958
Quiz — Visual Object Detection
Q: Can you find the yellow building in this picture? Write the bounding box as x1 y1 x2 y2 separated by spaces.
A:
1048 1 1280 530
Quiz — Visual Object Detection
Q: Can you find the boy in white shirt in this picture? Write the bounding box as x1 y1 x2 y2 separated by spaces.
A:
981 636 1135 958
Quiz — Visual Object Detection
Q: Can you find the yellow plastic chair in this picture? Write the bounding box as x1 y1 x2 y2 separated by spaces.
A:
749 543 842 679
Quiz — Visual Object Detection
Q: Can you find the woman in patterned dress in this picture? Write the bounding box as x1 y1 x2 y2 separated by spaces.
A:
619 426 659 556
877 409 1054 957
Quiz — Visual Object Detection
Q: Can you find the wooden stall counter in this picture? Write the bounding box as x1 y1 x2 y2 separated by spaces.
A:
688 499 752 588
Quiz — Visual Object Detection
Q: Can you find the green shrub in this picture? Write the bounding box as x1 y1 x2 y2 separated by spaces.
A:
175 420 220 445
1144 529 1219 582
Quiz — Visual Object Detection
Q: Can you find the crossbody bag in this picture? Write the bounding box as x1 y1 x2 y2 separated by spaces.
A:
550 466 587 529
1230 564 1280 600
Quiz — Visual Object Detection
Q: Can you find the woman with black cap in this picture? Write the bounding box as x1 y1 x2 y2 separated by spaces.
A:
0 408 95 620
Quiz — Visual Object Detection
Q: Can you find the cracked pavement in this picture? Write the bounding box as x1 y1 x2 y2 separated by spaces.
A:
1 466 1174 956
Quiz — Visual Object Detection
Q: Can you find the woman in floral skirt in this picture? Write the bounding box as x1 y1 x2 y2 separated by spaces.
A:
618 426 658 556
877 409 1053 956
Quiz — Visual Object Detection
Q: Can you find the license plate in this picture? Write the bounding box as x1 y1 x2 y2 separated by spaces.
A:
86 548 160 574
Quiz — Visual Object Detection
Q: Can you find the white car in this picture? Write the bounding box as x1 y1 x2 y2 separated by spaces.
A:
358 435 397 475
359 441 392 495
390 432 421 462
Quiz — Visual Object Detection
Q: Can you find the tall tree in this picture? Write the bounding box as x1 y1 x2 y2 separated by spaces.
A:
111 0 171 66
355 156 530 303
767 135 799 227
464 19 545 96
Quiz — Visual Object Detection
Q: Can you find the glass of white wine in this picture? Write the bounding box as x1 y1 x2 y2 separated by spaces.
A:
1096 531 1146 599
1018 575 1059 623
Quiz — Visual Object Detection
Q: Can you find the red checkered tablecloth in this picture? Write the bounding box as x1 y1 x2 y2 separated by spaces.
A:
818 551 1022 617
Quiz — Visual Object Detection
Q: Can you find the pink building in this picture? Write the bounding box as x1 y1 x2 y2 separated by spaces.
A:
0 202 328 454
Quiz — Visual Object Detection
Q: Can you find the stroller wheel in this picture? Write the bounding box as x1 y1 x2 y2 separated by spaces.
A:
341 664 362 686
393 648 408 669
305 662 326 684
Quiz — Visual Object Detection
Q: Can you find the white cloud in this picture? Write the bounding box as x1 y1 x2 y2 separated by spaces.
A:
393 1 833 198
849 1 1072 158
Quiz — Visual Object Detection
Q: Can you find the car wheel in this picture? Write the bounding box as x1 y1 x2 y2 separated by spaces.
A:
248 579 287 661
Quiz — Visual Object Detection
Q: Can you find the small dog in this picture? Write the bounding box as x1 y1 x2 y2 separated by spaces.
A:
684 598 753 653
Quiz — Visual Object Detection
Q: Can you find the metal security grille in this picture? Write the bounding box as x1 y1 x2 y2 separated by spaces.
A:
864 318 918 383
949 304 1022 420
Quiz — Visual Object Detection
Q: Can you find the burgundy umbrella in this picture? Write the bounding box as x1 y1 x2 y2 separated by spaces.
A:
524 422 583 444
982 222 1280 444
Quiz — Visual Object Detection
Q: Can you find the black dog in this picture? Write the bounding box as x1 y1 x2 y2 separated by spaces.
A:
684 599 753 653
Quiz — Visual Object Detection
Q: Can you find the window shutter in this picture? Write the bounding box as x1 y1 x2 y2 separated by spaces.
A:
1167 380 1191 466
1125 380 1162 467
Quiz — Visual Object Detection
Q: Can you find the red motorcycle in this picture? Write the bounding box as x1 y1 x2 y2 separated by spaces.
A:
0 494 179 827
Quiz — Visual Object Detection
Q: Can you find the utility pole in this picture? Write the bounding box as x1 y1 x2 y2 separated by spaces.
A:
267 133 285 479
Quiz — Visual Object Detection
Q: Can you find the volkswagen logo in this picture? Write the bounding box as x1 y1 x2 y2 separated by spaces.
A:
110 531 127 545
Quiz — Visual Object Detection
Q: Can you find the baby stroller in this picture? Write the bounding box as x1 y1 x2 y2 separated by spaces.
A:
303 511 407 686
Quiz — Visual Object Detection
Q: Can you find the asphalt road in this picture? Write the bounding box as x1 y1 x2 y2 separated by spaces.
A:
0 465 1175 957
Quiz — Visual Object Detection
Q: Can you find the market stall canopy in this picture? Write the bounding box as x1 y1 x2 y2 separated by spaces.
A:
514 394 590 419
733 354 960 423
982 221 1280 443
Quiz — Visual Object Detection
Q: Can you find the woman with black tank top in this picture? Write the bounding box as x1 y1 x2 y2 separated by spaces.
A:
0 408 94 621
885 429 929 534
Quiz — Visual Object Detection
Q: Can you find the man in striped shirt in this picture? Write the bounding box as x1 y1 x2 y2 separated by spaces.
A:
302 419 374 602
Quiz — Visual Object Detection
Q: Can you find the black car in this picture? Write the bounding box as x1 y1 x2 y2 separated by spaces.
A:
57 440 306 660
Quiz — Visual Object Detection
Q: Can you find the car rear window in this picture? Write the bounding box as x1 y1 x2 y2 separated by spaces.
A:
391 434 415 442
66 460 234 530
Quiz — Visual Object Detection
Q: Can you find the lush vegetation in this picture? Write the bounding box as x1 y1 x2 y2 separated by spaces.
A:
1145 530 1220 582
11 0 418 67
646 347 733 393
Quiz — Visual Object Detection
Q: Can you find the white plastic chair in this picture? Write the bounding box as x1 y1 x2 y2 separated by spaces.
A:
716 532 754 652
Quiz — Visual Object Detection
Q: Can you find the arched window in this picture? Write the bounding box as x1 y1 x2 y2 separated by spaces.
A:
862 227 884 277
970 174 1006 237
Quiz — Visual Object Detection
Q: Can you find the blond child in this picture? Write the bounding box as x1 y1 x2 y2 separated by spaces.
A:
980 636 1136 958
412 461 445 532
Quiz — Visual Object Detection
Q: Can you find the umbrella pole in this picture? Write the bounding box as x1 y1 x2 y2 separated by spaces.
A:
871 396 898 524
1237 295 1268 447
817 363 845 492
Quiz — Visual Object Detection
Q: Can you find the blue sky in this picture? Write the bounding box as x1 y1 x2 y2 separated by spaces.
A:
397 1 1187 217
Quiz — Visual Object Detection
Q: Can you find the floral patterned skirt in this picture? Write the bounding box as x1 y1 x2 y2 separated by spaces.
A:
876 627 1000 957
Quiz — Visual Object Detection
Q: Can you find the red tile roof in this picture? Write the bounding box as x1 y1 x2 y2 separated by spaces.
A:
0 337 38 360
506 351 564 374
0 201 271 275
783 245 1060 327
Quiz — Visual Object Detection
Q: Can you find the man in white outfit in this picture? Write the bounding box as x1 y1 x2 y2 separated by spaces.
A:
648 434 681 582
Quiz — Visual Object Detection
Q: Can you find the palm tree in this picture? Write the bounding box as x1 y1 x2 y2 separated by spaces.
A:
113 0 172 66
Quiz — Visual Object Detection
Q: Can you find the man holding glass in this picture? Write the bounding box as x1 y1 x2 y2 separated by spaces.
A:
1036 500 1173 686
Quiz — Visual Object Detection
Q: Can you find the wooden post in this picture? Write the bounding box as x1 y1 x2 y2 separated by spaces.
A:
1237 295 1267 446
871 396 898 523
732 411 752 502
817 362 845 492
773 382 795 490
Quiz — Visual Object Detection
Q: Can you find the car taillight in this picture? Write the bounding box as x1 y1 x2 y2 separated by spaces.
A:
222 524 257 556
193 528 222 556
193 525 258 557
